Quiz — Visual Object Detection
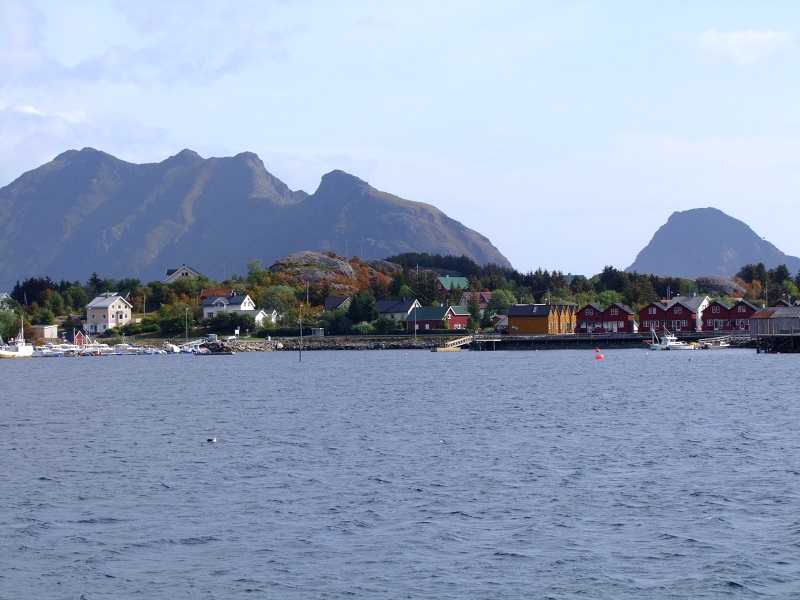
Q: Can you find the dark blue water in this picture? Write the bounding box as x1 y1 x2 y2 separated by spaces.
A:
2 349 799 598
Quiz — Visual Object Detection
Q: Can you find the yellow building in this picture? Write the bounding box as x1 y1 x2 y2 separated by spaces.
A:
507 304 577 335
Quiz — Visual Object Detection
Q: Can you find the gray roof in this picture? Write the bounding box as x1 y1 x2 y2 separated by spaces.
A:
86 293 130 308
752 306 800 319
376 299 417 314
608 303 634 315
507 304 552 317
202 294 250 307
667 295 708 313
324 296 350 311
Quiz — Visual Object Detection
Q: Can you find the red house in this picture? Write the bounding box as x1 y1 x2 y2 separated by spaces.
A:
704 299 757 331
575 303 603 333
406 306 470 332
638 301 668 333
601 303 637 333
662 295 709 332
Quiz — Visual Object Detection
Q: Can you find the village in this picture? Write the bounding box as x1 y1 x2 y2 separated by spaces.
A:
5 258 800 355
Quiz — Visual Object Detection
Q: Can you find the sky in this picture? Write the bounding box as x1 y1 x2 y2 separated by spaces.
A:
2 1 800 277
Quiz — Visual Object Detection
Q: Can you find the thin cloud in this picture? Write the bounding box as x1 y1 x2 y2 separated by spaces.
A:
685 29 795 66
1 2 288 87
14 104 46 116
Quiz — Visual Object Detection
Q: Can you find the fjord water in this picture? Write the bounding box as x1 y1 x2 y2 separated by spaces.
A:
2 349 798 598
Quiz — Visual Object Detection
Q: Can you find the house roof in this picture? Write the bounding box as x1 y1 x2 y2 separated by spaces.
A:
507 304 553 317
86 293 132 309
606 302 634 315
580 303 603 313
164 264 204 278
751 306 800 319
202 294 251 308
406 305 469 321
376 299 418 314
667 295 709 312
437 276 469 291
324 296 351 311
200 287 235 299
460 291 492 305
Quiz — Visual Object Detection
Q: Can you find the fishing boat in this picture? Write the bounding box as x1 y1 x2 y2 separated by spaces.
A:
0 321 34 358
648 328 695 351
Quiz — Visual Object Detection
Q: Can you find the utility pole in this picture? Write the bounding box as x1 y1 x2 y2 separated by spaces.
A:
299 304 303 362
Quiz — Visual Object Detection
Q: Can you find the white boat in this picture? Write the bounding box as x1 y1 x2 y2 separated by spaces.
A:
648 328 695 351
0 322 34 358
32 343 65 357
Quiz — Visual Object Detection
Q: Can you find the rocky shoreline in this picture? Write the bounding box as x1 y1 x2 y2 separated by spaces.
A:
204 337 444 353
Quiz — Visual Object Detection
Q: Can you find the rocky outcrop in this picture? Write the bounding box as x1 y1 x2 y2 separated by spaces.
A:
268 251 357 282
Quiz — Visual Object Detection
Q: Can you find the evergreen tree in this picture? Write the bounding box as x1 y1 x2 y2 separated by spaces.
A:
347 291 378 323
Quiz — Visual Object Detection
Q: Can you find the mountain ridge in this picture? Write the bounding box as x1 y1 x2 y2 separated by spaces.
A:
0 148 509 289
625 207 800 279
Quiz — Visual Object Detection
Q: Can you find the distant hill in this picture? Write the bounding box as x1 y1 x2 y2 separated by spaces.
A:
625 207 800 279
0 148 509 289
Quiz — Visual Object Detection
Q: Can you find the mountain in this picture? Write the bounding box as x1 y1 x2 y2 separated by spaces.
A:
0 148 509 289
625 207 800 279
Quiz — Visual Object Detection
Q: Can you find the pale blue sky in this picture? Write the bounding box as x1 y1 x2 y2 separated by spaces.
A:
2 1 799 276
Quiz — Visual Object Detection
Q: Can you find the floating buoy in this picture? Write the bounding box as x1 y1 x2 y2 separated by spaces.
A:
595 353 604 360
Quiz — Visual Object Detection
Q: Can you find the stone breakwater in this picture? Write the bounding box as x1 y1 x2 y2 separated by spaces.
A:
207 337 443 352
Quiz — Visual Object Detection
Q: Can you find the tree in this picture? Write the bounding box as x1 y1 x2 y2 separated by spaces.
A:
0 310 18 339
596 290 623 308
319 309 353 335
347 291 378 323
466 292 481 331
31 308 55 326
487 289 516 315
86 272 106 297
781 279 799 304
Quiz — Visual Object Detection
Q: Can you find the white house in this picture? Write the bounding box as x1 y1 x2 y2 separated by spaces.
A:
164 264 205 284
0 292 11 310
244 309 278 327
86 293 133 334
202 294 256 319
376 298 421 322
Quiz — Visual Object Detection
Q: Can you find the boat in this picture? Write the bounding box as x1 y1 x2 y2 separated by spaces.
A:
699 340 731 350
648 328 695 351
0 321 34 358
32 343 65 357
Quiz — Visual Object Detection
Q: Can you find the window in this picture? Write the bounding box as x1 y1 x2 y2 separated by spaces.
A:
674 307 682 314
642 320 649 328
649 307 656 314
739 305 746 313
682 320 688 327
712 305 720 313
610 308 618 315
